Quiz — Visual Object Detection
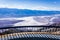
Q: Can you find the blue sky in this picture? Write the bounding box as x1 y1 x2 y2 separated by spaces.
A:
0 0 60 10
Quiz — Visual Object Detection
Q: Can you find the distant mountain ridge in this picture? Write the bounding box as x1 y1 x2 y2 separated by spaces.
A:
13 15 60 26
0 14 60 27
0 8 60 27
0 8 60 18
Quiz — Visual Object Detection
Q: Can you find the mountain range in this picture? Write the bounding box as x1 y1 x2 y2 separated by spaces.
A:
13 15 60 26
0 14 60 27
0 8 60 27
0 8 60 34
0 8 60 18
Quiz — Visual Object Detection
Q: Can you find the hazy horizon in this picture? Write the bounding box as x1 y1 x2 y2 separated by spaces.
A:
0 0 59 11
